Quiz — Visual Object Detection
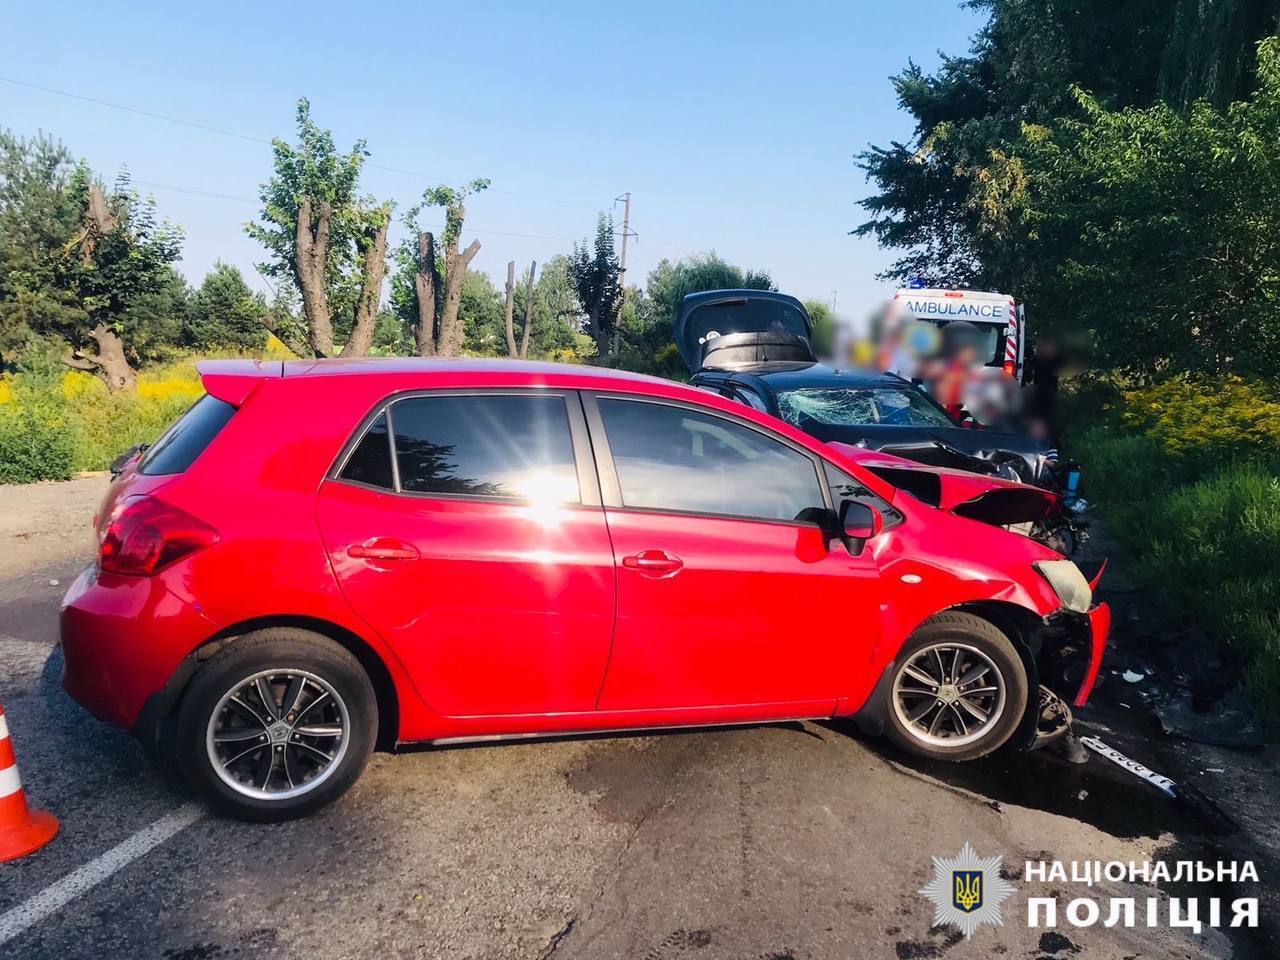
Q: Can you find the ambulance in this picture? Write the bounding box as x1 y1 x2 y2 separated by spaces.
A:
893 287 1026 383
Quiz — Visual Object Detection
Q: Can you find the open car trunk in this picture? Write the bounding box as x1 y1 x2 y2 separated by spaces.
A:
676 290 816 372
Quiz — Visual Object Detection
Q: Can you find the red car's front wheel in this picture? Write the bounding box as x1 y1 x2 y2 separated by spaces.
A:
883 612 1028 762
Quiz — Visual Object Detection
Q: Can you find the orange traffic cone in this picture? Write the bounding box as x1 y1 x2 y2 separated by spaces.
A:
0 703 58 862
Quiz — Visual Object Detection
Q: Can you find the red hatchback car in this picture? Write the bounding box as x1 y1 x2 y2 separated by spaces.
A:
61 358 1109 820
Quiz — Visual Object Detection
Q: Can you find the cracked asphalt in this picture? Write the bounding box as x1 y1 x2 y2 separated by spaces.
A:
1 476 1277 959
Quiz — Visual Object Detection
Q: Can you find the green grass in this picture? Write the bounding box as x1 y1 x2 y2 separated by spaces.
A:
1074 426 1280 719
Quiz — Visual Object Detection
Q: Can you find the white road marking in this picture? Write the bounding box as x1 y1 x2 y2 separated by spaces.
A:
0 803 205 945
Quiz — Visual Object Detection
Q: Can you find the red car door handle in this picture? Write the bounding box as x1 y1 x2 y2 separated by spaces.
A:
622 550 683 576
347 538 420 561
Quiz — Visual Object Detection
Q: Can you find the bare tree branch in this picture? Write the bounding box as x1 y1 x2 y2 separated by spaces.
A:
61 352 98 371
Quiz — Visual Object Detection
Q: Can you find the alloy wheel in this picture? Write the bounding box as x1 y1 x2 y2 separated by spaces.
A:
205 669 350 801
891 643 1007 748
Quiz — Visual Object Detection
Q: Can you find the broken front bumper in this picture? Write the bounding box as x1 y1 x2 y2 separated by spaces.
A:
1035 601 1111 709
1073 602 1111 706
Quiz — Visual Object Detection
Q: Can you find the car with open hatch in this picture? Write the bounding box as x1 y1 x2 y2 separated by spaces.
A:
60 357 1110 820
677 289 1086 551
676 289 1057 483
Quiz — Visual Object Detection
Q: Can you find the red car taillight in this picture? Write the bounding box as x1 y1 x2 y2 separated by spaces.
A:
1002 360 1017 377
99 496 218 576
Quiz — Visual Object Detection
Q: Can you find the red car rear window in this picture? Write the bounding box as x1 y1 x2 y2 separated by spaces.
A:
139 395 236 476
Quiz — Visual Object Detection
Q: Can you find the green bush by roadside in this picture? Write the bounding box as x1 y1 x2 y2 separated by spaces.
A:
0 351 242 481
0 403 76 483
1070 377 1280 721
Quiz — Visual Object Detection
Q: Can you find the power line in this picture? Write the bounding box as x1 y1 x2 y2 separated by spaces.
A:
131 179 582 242
1 76 604 209
134 180 256 204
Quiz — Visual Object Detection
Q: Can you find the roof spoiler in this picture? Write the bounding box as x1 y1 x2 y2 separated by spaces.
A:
197 359 284 406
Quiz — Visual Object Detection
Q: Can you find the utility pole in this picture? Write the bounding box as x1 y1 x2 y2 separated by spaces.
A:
613 192 637 357
615 192 634 287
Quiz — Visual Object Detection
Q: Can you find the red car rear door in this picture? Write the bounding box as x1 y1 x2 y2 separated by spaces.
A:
585 394 882 713
316 390 615 718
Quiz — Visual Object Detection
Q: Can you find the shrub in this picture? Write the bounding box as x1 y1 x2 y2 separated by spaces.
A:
0 364 204 478
1121 377 1280 458
1072 380 1280 725
0 403 75 482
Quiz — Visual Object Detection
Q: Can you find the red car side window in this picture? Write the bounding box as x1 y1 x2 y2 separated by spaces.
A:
597 398 825 523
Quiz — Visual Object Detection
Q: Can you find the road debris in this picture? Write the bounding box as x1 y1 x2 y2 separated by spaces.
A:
1079 736 1239 835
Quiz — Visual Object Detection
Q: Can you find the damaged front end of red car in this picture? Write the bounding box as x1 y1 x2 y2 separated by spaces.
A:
834 443 1109 749
831 442 1089 555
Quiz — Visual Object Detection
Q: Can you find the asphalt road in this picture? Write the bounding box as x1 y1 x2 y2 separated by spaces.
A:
1 476 1276 959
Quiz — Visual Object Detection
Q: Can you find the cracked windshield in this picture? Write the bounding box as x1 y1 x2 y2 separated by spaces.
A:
776 387 954 428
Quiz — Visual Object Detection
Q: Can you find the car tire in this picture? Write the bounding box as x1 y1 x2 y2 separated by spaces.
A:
175 628 377 822
882 612 1028 762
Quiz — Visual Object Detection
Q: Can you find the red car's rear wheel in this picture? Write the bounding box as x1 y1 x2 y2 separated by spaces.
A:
176 629 377 821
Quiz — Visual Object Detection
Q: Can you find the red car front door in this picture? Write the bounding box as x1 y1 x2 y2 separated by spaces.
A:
586 395 883 712
317 391 615 718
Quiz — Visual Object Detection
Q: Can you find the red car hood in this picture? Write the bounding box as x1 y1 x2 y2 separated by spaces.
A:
830 442 1062 523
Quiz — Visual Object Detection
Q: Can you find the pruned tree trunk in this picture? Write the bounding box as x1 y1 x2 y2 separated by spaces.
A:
261 309 313 359
295 196 335 357
345 216 390 357
503 260 518 358
414 231 439 357
438 238 480 357
79 184 120 264
590 304 608 360
519 260 537 359
63 323 137 392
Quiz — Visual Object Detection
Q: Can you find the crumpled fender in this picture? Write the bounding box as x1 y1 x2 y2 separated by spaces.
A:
836 509 1065 715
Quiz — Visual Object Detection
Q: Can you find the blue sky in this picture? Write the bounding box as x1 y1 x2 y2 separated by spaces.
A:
1 1 985 313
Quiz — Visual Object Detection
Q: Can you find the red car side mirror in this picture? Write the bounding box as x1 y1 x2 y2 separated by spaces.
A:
839 500 884 542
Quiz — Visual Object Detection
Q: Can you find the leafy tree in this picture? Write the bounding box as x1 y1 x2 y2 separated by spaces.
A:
0 131 84 364
1159 0 1280 109
641 252 774 335
185 262 268 351
568 214 621 360
856 0 1280 288
1 133 183 388
803 299 837 359
246 99 390 358
975 38 1280 379
61 174 185 389
371 307 409 355
459 270 505 354
122 265 189 364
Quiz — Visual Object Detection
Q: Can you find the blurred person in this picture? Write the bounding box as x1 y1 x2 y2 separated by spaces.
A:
1022 334 1065 449
864 299 928 378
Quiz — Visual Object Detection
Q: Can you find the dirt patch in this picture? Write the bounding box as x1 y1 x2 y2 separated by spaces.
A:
0 475 108 579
